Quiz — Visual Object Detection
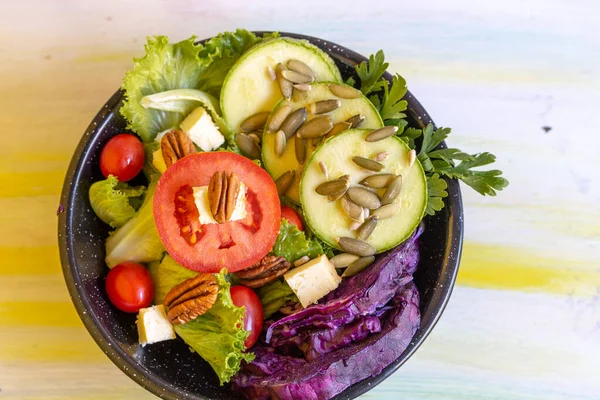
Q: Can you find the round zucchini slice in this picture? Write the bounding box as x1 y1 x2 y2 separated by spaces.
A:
300 129 427 252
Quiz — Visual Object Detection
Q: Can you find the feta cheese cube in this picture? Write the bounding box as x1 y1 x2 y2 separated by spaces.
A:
284 254 342 308
136 305 176 346
192 183 247 225
180 107 225 152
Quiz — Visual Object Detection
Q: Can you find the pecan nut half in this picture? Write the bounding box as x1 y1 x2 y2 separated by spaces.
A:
163 273 219 325
161 130 196 168
208 171 241 224
235 255 291 288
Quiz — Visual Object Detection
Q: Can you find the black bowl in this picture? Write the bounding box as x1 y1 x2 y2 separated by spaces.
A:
58 32 463 399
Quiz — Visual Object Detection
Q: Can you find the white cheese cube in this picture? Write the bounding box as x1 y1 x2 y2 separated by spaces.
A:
284 254 342 308
192 183 247 225
136 305 176 346
180 107 225 152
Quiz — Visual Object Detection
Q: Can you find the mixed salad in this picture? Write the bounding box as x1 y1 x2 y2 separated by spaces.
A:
88 29 508 399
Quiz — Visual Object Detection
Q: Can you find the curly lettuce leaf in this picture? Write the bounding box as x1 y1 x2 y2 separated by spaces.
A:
256 280 299 319
271 219 324 262
121 36 205 142
149 256 253 384
104 177 164 267
88 175 145 228
121 30 273 143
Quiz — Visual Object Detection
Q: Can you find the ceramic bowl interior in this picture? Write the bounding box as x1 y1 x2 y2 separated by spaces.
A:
58 32 463 400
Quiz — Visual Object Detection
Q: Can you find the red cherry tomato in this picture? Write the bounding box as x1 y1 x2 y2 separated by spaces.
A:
230 285 264 349
100 134 145 182
105 262 154 313
280 206 304 231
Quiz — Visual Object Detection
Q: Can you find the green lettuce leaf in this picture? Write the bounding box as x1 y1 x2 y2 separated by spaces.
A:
256 279 298 319
150 256 253 384
121 36 205 142
121 30 274 143
88 175 145 228
271 219 324 262
105 177 165 267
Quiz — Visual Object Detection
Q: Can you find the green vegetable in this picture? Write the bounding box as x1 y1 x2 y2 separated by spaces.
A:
256 280 298 319
149 255 253 384
271 219 324 262
88 175 145 228
105 178 165 267
121 30 276 143
148 255 195 305
354 51 509 214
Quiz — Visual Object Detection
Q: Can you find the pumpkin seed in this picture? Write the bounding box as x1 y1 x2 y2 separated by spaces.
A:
349 221 362 231
275 170 295 196
345 114 365 128
281 69 314 84
294 137 306 164
374 151 390 161
363 207 370 219
359 173 395 188
240 111 270 133
248 133 261 144
267 105 292 132
327 185 348 202
297 116 334 139
287 59 315 79
310 99 341 115
338 237 376 256
330 253 360 268
372 203 400 219
267 65 277 81
291 87 308 102
236 133 261 159
352 156 384 172
274 130 287 157
342 256 375 277
381 175 403 205
328 83 361 99
294 256 310 267
347 187 381 209
293 83 312 92
318 161 329 179
315 177 349 196
312 137 323 147
408 149 417 167
249 129 264 139
341 195 364 221
276 63 293 99
280 107 307 139
365 126 398 142
324 121 352 140
357 216 378 241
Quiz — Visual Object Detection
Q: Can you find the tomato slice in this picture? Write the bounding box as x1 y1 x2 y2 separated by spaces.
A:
154 152 281 272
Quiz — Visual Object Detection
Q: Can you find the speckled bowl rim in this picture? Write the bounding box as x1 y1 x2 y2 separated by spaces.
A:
58 31 463 400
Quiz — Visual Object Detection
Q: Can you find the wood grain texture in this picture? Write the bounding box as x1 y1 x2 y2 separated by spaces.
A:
1 0 599 399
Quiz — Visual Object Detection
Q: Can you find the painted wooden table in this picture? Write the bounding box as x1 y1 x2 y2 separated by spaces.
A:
1 0 599 399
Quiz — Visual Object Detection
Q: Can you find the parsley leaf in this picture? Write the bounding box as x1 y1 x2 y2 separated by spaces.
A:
425 173 448 216
356 50 388 95
380 74 408 120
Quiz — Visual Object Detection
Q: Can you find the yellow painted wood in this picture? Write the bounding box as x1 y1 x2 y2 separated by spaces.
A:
1 0 599 399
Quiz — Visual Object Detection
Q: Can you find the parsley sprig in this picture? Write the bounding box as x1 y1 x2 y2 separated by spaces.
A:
354 51 509 215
